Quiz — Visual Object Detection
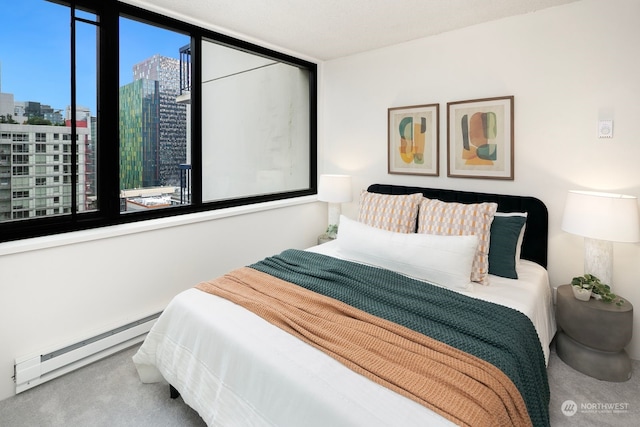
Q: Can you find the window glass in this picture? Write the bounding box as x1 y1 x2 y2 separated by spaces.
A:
0 0 93 222
119 18 190 212
74 9 98 213
201 40 311 202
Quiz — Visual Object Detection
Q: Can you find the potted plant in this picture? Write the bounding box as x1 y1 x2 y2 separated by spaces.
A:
571 274 625 306
325 224 339 239
571 275 594 301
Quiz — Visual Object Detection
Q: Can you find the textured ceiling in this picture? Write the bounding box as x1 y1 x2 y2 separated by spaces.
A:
123 0 579 60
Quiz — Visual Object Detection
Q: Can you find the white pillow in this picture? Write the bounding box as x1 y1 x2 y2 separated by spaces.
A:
336 215 478 290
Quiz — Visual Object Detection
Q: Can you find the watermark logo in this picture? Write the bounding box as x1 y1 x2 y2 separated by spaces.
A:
561 399 630 416
561 400 577 416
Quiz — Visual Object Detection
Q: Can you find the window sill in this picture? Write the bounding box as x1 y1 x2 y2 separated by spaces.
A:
0 195 318 256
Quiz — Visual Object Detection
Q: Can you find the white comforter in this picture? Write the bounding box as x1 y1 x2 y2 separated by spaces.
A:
133 242 556 427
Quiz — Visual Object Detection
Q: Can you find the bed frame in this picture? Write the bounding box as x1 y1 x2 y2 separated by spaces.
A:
168 184 549 402
367 184 548 268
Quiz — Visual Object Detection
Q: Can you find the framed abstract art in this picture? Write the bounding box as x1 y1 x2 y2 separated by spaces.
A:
447 96 514 180
388 103 439 176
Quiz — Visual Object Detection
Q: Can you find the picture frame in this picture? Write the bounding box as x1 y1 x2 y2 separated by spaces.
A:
388 104 439 176
447 96 514 180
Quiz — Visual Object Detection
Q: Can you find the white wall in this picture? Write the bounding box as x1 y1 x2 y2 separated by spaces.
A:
322 0 640 357
0 201 325 401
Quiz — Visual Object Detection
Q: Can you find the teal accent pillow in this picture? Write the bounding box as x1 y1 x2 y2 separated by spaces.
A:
488 215 527 279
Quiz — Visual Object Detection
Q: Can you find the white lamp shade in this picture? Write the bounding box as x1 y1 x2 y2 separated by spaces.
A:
317 174 352 203
561 190 640 243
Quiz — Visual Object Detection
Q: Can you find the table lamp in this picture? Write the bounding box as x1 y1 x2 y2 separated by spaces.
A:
317 174 352 239
561 190 640 286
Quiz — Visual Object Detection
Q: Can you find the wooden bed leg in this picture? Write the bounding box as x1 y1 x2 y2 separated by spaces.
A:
169 384 180 399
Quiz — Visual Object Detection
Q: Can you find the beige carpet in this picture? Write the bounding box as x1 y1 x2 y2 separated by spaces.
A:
0 342 638 426
0 346 205 427
547 343 639 427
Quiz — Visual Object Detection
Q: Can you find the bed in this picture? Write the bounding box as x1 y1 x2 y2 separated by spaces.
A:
133 184 556 427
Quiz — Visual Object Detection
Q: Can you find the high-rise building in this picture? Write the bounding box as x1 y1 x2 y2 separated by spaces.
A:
66 106 96 201
131 54 187 187
0 122 90 221
0 93 15 119
119 78 160 190
0 72 95 221
18 101 64 125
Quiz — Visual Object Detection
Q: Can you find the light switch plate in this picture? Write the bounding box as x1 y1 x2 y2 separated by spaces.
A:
598 120 613 138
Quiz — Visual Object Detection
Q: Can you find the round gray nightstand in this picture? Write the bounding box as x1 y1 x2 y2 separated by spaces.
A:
555 284 633 382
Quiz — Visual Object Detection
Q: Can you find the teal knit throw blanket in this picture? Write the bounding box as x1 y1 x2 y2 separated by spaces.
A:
251 249 550 427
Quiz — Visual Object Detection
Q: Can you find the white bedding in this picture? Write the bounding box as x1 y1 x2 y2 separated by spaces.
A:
133 241 556 427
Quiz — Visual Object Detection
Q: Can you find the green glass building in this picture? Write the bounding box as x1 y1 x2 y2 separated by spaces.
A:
119 79 159 190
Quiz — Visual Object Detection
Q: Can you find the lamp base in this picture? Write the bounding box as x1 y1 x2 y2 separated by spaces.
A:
327 203 342 235
584 237 613 286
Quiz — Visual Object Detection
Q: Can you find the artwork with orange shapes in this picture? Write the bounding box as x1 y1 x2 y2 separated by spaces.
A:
388 104 439 176
447 96 514 180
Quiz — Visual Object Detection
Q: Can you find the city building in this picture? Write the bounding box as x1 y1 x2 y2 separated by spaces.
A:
0 122 91 221
0 93 17 121
0 52 188 221
132 54 187 188
119 78 160 190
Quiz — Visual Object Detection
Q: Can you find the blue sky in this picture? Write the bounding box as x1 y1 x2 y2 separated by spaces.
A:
0 0 189 113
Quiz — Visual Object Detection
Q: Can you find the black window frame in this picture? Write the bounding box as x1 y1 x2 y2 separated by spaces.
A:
0 0 317 243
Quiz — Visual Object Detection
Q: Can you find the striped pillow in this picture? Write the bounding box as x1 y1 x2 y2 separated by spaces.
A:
417 198 498 285
357 191 423 233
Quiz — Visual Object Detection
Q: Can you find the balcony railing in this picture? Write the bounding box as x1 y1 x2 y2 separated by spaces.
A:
179 44 191 96
179 163 191 205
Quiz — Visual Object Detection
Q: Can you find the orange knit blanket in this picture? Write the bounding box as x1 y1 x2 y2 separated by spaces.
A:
196 267 532 427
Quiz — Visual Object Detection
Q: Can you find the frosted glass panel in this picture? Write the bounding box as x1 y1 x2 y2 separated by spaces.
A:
201 40 310 202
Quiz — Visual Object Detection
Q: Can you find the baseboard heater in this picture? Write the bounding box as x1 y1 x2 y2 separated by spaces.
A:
14 312 161 394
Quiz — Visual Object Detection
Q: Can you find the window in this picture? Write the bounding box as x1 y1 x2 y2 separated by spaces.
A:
0 0 316 242
12 144 28 153
201 40 311 202
12 155 29 165
12 177 30 187
119 18 190 210
12 166 29 176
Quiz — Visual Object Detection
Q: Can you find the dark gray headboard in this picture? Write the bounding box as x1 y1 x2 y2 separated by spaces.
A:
367 184 549 268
